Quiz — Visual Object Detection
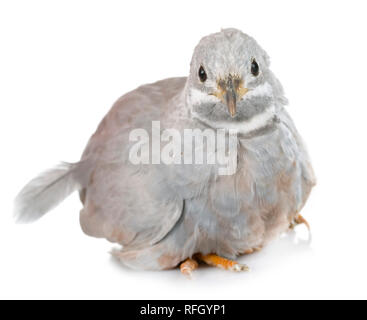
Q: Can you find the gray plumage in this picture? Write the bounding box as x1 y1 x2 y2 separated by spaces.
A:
14 28 315 270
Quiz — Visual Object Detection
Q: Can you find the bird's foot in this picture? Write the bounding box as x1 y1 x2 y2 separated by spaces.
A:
242 246 262 255
196 253 250 272
180 258 199 278
290 214 310 230
180 253 250 277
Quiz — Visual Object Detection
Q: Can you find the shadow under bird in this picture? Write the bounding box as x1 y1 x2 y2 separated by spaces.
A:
14 28 316 276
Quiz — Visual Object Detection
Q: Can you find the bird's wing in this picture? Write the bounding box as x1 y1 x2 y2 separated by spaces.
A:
80 161 184 249
79 77 187 249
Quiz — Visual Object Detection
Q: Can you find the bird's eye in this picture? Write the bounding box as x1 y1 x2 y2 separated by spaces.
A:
198 66 207 82
251 59 259 77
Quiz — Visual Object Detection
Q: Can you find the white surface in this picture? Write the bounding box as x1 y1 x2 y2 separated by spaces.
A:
1 0 367 300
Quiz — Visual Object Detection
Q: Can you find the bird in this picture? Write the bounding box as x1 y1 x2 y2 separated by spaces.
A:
14 28 316 276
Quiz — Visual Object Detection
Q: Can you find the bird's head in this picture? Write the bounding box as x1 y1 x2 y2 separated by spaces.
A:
186 28 286 132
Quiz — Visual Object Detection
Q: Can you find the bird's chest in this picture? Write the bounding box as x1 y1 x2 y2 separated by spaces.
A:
210 139 300 215
181 128 304 252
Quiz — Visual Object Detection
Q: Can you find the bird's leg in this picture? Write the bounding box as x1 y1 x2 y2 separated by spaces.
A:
196 253 249 272
180 258 199 277
290 214 310 230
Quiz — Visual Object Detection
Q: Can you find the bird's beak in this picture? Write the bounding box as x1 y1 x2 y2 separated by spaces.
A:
225 77 238 118
213 75 249 118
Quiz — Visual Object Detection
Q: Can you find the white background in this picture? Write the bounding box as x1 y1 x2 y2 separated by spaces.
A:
1 0 367 300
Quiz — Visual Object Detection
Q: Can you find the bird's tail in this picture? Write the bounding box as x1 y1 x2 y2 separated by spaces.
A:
14 161 89 223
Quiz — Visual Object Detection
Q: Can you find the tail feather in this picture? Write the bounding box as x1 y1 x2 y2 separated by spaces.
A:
14 162 83 223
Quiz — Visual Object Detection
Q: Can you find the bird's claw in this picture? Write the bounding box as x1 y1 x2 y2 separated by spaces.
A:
290 214 310 230
230 263 250 272
180 258 198 278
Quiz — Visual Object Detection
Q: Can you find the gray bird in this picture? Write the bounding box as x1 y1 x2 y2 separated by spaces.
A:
14 28 316 275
